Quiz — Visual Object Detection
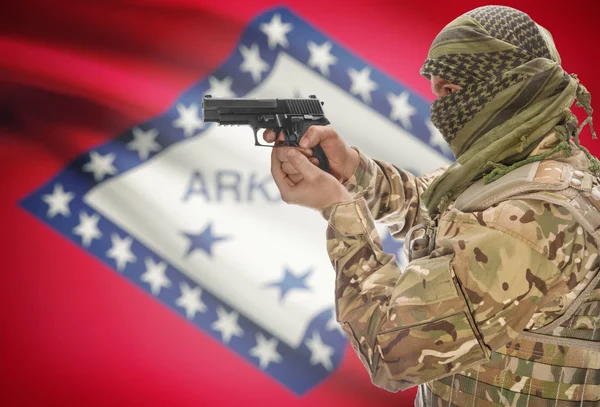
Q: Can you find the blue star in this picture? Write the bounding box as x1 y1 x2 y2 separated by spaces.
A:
266 267 312 302
382 230 406 266
182 222 230 258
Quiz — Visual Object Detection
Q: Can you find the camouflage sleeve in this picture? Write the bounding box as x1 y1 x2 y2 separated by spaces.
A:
342 146 448 237
320 197 571 392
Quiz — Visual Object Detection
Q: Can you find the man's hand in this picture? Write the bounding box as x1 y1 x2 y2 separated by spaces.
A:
263 126 359 184
271 148 354 210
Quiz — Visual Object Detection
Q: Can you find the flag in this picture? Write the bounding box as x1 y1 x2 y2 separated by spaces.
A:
1 1 599 405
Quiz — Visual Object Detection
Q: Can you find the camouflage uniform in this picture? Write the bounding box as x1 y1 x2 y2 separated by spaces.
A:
320 134 600 406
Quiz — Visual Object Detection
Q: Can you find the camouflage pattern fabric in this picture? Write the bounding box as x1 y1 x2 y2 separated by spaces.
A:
418 5 597 216
319 134 600 406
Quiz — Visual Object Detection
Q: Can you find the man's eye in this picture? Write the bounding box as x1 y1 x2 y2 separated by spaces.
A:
444 87 453 95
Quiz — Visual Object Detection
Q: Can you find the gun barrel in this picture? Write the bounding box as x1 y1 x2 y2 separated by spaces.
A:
202 96 325 122
202 97 280 122
204 98 278 109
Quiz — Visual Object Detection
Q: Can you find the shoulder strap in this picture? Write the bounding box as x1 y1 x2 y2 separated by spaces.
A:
453 160 576 213
453 159 599 232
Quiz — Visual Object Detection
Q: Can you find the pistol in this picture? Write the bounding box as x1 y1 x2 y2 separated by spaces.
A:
202 95 330 172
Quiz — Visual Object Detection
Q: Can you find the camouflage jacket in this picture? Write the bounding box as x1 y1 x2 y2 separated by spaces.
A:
320 136 600 406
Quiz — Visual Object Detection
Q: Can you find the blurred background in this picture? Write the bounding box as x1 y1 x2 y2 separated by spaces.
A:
1 0 599 405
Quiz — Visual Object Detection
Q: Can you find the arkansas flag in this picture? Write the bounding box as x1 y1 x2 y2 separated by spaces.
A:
2 1 599 405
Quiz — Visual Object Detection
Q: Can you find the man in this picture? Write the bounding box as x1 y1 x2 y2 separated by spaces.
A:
265 5 600 407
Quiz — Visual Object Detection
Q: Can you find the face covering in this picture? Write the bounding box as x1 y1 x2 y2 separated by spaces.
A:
419 5 598 216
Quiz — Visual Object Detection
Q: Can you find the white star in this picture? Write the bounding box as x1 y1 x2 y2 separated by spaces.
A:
239 43 269 83
307 41 337 76
348 67 378 104
72 211 102 247
106 233 136 272
175 282 207 320
173 103 204 138
211 306 244 344
426 119 452 155
326 309 345 336
305 331 334 371
387 91 416 129
42 183 74 218
249 333 283 370
127 127 162 160
205 76 236 98
260 13 293 50
83 151 117 182
140 257 171 295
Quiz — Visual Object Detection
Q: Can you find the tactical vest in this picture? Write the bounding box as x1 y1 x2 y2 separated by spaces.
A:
408 156 600 406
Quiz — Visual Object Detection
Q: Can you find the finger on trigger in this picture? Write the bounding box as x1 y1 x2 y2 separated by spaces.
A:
263 129 275 143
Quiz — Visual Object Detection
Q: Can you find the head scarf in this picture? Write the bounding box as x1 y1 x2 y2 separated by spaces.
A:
419 5 599 216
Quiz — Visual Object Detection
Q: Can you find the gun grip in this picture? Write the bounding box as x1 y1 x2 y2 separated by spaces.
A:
290 120 331 173
311 144 330 173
